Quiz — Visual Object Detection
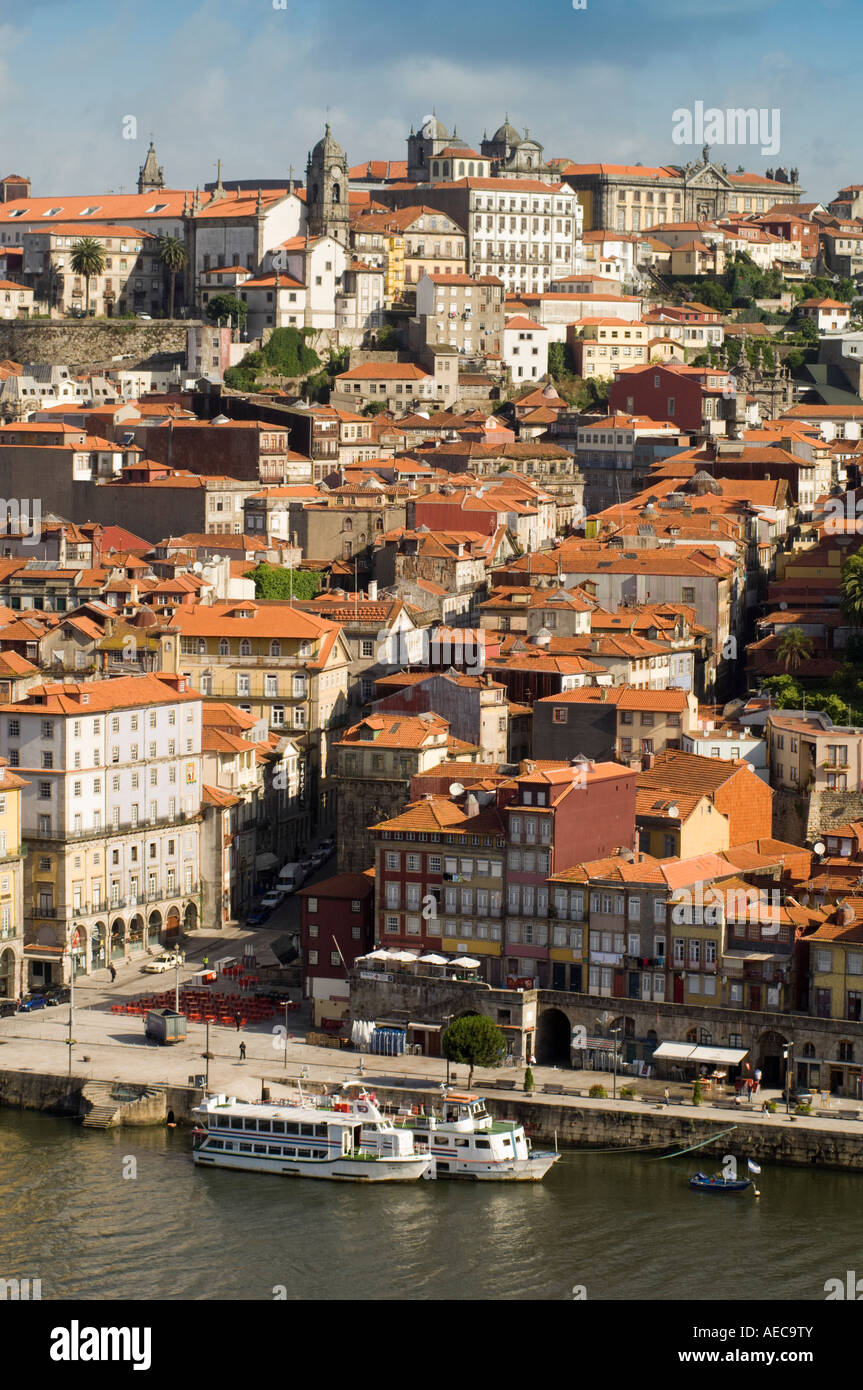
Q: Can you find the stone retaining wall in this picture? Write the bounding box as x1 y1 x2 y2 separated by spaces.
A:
0 320 197 369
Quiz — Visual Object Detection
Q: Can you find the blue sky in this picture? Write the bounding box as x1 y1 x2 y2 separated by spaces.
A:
2 0 859 202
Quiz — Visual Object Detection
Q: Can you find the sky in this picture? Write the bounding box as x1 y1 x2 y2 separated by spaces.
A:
2 0 861 204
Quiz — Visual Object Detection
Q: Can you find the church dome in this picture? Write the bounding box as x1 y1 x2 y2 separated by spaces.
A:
310 124 345 164
492 119 521 146
419 114 449 140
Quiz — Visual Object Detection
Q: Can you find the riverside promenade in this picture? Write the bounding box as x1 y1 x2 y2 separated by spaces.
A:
4 977 863 1163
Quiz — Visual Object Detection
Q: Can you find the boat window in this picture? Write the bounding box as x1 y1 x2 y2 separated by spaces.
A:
268 1145 282 1155
209 1138 222 1149
315 1123 328 1137
501 1136 512 1147
300 1123 314 1136
284 1147 295 1157
272 1121 285 1134
436 1161 450 1172
230 1116 244 1130
455 1138 470 1147
475 1139 491 1149
254 1144 267 1154
258 1119 271 1133
245 1118 257 1131
315 1149 327 1158
239 1143 253 1153
286 1122 299 1135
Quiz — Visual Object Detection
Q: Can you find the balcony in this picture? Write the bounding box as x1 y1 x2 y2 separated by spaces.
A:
33 810 202 844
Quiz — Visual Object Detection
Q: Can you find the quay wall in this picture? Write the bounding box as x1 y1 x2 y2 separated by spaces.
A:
5 1064 863 1171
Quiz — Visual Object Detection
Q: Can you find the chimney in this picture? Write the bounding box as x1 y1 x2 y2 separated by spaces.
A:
368 579 378 600
465 792 479 817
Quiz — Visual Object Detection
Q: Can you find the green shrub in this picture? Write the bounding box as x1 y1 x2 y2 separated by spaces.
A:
588 1084 608 1099
795 1102 813 1116
767 1100 778 1113
523 1067 535 1093
619 1085 636 1099
692 1079 704 1106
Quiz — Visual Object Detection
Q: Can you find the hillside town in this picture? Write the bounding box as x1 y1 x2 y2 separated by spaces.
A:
5 114 863 1103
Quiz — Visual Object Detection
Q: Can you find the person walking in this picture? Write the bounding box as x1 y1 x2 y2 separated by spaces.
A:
234 1011 241 1031
108 963 117 984
239 1041 246 1061
754 1068 762 1095
664 1087 671 1107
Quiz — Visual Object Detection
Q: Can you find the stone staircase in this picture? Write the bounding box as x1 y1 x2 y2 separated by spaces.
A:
80 1081 121 1129
80 1081 166 1129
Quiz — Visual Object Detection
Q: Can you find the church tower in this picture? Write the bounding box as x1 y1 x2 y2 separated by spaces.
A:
137 141 165 195
305 124 350 244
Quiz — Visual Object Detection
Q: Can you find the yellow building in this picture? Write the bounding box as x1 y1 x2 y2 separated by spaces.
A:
636 789 731 859
163 600 352 826
0 757 26 1000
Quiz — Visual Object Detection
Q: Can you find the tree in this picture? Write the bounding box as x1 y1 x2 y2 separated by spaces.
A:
841 548 863 626
547 341 567 379
776 625 814 673
245 565 322 601
69 237 106 315
206 294 247 329
441 1014 506 1088
158 234 187 319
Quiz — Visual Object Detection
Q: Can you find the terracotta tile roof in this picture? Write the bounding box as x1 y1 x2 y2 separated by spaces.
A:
0 673 198 715
538 686 690 709
336 363 432 381
338 712 450 748
371 795 470 833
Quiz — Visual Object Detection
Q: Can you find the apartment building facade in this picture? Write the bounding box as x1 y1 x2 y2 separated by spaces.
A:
0 674 203 987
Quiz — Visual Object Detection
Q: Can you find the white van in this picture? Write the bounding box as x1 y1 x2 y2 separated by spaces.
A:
278 861 306 893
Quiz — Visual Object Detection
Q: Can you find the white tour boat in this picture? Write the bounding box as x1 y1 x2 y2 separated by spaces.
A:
395 1092 561 1180
192 1088 432 1182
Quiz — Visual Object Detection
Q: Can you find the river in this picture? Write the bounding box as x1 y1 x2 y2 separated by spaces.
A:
0 1109 859 1300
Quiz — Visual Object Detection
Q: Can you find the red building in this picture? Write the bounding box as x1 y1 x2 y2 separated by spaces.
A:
298 869 375 1027
609 362 731 432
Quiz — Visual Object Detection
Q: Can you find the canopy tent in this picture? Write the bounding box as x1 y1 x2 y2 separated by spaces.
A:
651 1042 749 1066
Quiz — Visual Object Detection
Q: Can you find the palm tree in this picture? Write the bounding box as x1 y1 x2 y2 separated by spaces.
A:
776 625 814 673
158 234 187 319
841 550 863 627
69 237 106 316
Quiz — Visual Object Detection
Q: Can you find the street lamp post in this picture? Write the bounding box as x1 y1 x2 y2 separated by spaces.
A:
610 1026 621 1100
442 1013 453 1087
784 1041 794 1116
284 1001 289 1070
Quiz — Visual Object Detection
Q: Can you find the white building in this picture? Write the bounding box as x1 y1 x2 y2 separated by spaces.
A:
502 315 548 382
0 673 204 983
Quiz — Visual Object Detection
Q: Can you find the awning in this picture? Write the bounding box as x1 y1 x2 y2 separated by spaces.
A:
255 852 279 871
723 950 781 962
407 1021 442 1032
652 1042 749 1065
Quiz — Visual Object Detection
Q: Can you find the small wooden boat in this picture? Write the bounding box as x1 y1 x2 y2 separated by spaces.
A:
689 1170 752 1193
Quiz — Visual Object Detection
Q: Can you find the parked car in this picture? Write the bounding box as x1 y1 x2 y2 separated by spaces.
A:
142 951 184 974
47 985 72 1005
18 994 49 1012
782 1084 814 1103
259 891 285 912
0 998 17 1017
247 904 273 926
311 848 327 870
319 837 335 858
300 857 316 878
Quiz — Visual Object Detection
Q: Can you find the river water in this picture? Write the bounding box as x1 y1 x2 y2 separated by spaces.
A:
1 1109 860 1301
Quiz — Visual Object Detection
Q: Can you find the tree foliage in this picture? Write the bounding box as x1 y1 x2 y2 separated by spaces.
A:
441 1014 506 1087
776 625 814 673
70 237 106 313
245 565 323 601
158 234 187 318
841 548 863 626
206 294 247 327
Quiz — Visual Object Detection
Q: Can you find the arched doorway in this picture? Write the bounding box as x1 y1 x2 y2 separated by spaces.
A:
128 914 144 954
757 1029 789 1089
110 918 126 961
536 1008 572 1067
165 905 181 943
0 946 15 998
147 911 162 947
184 902 197 934
91 923 106 971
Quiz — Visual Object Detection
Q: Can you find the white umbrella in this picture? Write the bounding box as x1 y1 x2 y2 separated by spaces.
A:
450 956 481 968
418 953 449 964
390 950 421 962
361 948 391 961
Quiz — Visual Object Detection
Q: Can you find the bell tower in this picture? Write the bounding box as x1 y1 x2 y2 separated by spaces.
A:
305 124 350 245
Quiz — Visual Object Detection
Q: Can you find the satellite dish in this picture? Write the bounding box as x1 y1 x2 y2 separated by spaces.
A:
667 804 679 819
779 601 788 610
813 841 826 857
193 561 203 573
449 782 465 798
